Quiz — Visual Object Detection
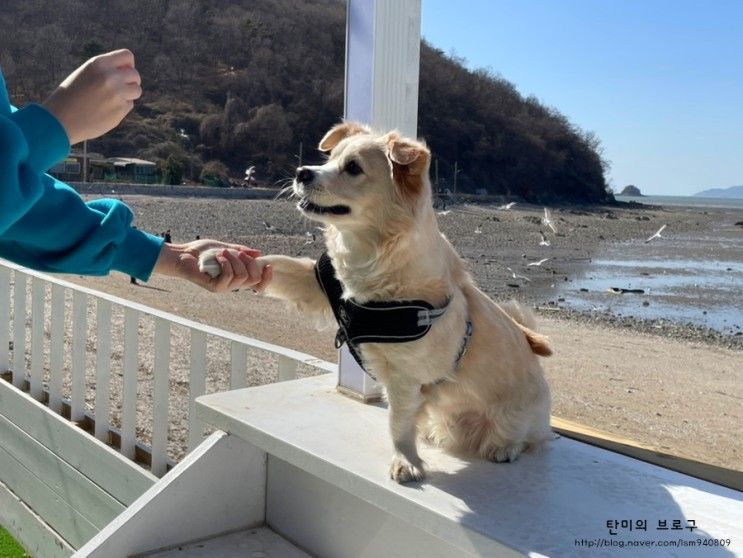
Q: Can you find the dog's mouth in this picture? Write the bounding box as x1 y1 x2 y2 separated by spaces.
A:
298 198 351 216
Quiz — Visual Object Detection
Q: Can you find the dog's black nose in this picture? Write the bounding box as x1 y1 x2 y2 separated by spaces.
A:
296 167 314 184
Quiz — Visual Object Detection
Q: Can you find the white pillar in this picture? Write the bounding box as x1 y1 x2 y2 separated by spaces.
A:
339 0 422 401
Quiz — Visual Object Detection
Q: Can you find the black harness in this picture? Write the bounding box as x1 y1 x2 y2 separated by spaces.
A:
314 252 472 382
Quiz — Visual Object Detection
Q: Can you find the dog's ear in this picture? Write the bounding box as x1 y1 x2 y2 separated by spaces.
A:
387 135 430 175
387 135 431 206
318 122 370 152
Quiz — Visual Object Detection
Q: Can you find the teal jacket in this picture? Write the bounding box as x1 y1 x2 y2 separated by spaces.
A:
0 70 163 280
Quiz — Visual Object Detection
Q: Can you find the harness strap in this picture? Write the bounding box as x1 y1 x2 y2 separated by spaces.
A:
314 252 470 383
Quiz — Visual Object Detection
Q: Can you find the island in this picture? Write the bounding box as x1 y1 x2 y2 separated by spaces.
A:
619 185 643 196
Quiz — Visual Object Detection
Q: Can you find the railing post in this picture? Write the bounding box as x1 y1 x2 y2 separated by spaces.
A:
278 355 298 382
121 307 139 460
29 278 46 400
0 266 10 374
12 271 27 388
70 291 88 422
48 284 65 413
188 329 207 452
151 317 171 477
230 341 247 390
95 299 112 442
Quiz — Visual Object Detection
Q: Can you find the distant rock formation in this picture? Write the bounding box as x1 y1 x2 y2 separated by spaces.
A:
694 185 743 199
619 185 642 196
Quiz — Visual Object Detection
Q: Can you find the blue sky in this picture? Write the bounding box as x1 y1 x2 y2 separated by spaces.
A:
420 0 743 196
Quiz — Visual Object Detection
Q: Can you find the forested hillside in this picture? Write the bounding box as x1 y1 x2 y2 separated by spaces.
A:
1 0 613 203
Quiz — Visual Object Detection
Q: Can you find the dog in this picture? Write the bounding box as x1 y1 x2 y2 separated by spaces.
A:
200 122 552 483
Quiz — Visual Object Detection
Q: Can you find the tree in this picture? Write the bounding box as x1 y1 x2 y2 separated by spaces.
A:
161 156 184 185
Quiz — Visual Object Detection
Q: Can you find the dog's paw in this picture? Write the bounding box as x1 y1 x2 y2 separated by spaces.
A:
389 455 425 483
198 249 222 278
485 443 525 463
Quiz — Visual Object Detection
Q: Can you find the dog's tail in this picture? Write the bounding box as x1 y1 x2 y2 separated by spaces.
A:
500 301 553 357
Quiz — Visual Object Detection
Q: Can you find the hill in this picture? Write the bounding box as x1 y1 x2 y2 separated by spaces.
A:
0 0 612 203
694 185 743 199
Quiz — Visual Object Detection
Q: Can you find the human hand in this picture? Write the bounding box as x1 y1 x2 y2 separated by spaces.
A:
154 239 273 293
42 49 142 145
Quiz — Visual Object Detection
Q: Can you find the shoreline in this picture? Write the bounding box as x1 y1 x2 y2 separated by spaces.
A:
535 307 743 351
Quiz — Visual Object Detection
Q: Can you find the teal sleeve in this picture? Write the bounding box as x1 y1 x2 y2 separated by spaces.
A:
0 103 70 234
0 102 164 280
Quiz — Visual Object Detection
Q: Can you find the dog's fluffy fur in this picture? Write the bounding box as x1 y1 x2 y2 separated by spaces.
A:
200 123 552 483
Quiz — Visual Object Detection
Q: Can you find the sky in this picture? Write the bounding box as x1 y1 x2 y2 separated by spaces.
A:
420 0 743 196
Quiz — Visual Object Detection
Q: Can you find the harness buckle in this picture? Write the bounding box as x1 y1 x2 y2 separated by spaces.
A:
334 328 346 349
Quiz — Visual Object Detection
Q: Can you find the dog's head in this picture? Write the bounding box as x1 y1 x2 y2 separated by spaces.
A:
293 122 431 231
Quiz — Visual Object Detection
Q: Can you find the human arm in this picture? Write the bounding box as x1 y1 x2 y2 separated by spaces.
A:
41 49 142 145
0 49 149 272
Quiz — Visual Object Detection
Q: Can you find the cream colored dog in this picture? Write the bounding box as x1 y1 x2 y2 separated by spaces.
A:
200 123 552 483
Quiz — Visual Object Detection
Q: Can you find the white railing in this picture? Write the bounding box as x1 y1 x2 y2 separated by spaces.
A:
0 259 335 477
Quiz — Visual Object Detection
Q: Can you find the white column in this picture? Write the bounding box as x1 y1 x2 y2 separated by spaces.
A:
340 0 422 401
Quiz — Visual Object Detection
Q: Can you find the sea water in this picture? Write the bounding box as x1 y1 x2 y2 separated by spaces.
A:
616 194 743 210
555 219 743 334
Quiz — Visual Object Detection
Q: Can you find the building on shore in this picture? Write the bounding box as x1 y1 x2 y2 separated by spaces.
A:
49 152 159 184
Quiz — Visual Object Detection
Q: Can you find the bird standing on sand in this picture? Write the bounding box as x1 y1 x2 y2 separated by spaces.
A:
645 224 667 243
498 202 517 210
304 231 316 245
506 267 532 282
263 221 277 232
543 208 557 233
475 224 483 234
527 258 551 267
437 210 451 216
539 231 551 246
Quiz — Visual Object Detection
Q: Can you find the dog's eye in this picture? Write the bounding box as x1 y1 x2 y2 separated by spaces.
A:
343 160 363 176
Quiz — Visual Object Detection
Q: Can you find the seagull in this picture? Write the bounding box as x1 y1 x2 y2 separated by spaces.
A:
498 202 517 210
475 224 483 234
644 224 667 243
262 221 276 232
539 231 551 247
527 258 551 267
543 208 557 233
244 166 255 177
506 267 532 282
437 210 451 216
304 231 316 245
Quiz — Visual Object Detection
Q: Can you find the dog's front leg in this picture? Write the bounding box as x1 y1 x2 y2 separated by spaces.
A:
386 381 425 483
199 250 330 317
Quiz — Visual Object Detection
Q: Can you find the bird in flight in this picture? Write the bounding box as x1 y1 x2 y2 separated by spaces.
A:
437 210 451 216
506 267 532 282
645 224 667 243
527 258 551 267
539 231 551 246
498 202 517 210
543 208 557 233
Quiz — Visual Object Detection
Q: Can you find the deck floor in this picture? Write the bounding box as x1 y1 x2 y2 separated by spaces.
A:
139 527 310 558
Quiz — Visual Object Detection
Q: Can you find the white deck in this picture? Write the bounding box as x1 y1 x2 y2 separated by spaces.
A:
197 375 743 558
139 527 310 558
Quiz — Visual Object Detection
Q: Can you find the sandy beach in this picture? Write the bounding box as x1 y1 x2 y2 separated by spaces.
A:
65 195 742 471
